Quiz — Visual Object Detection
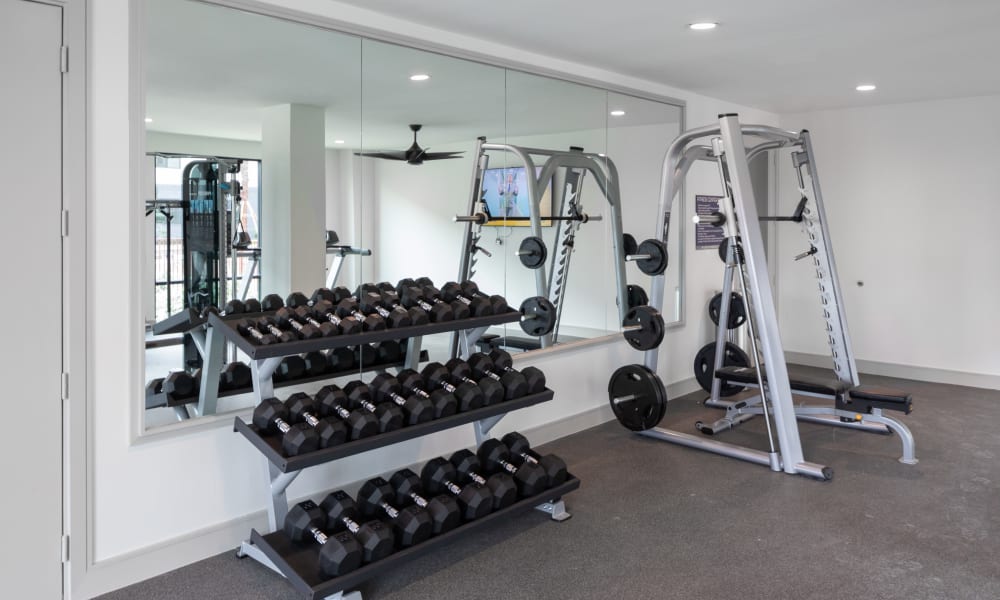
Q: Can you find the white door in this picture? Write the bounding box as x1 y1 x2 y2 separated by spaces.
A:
0 1 65 597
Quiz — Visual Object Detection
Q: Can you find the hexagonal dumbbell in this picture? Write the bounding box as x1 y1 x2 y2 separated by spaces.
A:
389 469 461 536
284 392 348 449
477 438 550 498
440 281 493 317
312 300 363 335
302 351 329 377
274 355 306 382
357 477 432 548
398 283 453 323
449 449 517 510
359 292 412 329
335 299 385 332
220 361 251 391
162 370 197 397
369 373 434 425
251 397 319 456
420 362 484 412
501 431 568 486
314 385 379 440
326 347 355 372
419 283 471 320
342 381 405 433
374 284 429 325
396 369 458 419
275 306 323 340
256 316 297 343
259 293 285 311
486 349 547 394
284 500 362 579
420 457 493 521
319 491 395 564
443 358 504 406
237 319 276 345
467 353 528 400
459 280 509 314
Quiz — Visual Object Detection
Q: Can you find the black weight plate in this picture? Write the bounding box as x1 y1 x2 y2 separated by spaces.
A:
626 284 649 309
636 239 668 275
519 296 556 336
518 236 547 269
622 233 638 257
717 237 743 264
708 292 747 329
608 364 667 431
693 342 752 396
622 305 665 351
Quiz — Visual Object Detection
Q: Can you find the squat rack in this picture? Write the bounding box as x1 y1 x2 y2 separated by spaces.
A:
454 138 629 349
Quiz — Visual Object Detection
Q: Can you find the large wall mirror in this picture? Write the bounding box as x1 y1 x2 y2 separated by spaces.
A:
140 0 683 430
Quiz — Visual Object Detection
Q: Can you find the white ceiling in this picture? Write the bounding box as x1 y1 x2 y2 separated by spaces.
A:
332 0 1000 113
144 0 679 149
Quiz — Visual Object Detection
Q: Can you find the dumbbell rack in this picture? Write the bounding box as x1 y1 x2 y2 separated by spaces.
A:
210 309 578 600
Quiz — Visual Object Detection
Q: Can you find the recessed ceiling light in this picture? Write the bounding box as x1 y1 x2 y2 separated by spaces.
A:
144 117 153 123
610 110 626 117
334 139 345 144
409 74 430 81
689 22 718 30
855 84 877 92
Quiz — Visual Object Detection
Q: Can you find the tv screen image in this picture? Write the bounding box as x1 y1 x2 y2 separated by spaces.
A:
480 166 552 226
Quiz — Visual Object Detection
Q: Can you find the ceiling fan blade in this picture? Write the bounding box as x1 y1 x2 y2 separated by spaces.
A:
422 151 466 160
354 151 409 161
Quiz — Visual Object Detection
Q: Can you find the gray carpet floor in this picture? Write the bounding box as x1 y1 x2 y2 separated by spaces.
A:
99 369 1000 600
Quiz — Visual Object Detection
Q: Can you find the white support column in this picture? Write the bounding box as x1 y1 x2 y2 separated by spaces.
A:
261 104 326 296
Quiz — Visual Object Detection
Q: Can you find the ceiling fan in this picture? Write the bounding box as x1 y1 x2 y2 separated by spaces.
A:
355 123 464 165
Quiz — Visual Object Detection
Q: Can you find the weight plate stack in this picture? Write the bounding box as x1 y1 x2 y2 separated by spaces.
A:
608 364 667 431
693 342 752 396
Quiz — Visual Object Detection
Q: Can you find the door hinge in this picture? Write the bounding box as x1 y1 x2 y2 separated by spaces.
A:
62 210 70 237
62 372 70 401
60 46 69 73
62 535 70 563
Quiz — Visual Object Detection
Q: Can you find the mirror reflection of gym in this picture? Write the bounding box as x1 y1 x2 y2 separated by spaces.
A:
139 0 684 430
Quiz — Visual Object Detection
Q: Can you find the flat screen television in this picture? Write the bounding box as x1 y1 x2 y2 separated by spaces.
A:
480 166 553 226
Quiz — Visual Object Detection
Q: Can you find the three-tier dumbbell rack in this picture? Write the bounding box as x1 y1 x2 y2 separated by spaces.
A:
208 309 580 600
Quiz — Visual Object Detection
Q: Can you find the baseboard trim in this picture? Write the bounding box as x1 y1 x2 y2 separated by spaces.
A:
785 351 1000 391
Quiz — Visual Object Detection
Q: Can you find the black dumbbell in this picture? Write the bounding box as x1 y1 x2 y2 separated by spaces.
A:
252 397 319 456
359 292 411 328
389 469 462 535
374 284 430 325
336 299 385 332
292 305 339 337
313 300 363 335
275 307 322 340
419 283 471 320
315 385 379 440
220 362 251 390
244 297 263 313
257 317 297 343
478 438 549 497
370 373 434 425
440 281 493 317
343 381 405 433
449 450 517 510
302 351 329 377
319 491 395 564
285 392 348 449
398 283 453 322
501 432 568 486
223 298 247 314
357 477 432 548
284 500 363 579
260 293 285 311
460 280 509 314
421 457 494 520
396 369 458 419
162 371 197 397
274 355 306 382
467 353 528 400
487 349 547 394
420 362 484 411
374 340 403 364
326 347 355 372
237 319 276 345
355 343 377 365
443 358 504 406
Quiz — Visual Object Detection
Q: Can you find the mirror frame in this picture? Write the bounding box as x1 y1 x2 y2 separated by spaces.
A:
131 0 687 439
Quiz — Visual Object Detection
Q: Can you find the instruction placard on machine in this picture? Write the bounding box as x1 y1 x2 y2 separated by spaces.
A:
695 195 725 250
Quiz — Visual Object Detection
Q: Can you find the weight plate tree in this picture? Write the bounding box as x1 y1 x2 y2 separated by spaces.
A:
608 364 667 431
693 341 751 396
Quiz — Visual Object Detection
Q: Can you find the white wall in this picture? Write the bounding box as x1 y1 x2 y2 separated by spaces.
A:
777 95 1000 381
80 0 778 596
